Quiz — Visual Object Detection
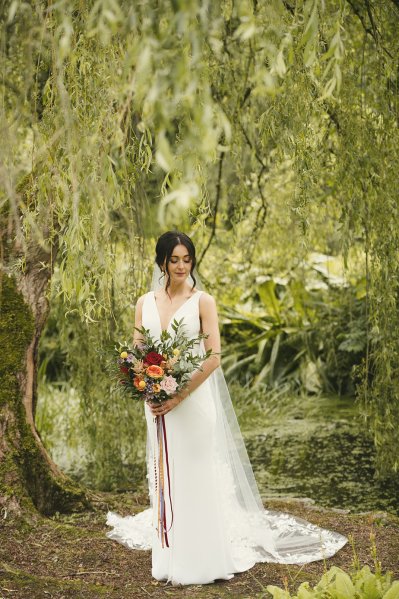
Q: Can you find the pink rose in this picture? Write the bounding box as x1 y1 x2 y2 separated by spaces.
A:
160 375 178 396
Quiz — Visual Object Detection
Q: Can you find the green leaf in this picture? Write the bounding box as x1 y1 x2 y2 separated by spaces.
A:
382 582 399 599
334 571 356 598
156 131 174 172
360 574 381 599
258 280 281 321
265 586 291 599
297 582 314 599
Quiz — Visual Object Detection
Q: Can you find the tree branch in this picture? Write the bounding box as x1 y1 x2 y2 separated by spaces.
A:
364 0 379 40
198 152 225 268
239 122 267 169
346 0 394 59
254 165 268 231
281 1 295 16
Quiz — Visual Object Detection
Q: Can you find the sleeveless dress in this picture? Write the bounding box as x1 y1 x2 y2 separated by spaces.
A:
106 290 347 586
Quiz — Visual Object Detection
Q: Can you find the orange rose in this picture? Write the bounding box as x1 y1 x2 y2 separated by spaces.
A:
146 365 164 379
133 376 146 391
152 383 161 393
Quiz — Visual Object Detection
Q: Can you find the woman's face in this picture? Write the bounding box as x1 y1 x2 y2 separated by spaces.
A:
164 244 193 283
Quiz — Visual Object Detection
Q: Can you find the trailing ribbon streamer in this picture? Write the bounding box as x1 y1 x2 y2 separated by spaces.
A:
155 414 174 547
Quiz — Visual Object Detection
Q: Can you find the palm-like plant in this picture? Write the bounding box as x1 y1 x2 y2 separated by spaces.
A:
220 255 366 396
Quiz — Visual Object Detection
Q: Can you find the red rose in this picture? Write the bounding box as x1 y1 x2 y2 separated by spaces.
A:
144 351 164 366
120 366 129 374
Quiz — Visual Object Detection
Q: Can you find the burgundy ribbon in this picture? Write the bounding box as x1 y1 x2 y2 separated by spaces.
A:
156 414 174 547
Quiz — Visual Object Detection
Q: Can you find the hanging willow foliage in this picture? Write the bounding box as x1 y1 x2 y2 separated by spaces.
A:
1 0 399 480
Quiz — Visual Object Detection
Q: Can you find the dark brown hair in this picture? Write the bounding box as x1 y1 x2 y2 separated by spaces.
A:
155 231 197 295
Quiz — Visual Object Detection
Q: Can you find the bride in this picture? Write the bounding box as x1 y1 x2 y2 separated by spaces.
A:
106 230 347 586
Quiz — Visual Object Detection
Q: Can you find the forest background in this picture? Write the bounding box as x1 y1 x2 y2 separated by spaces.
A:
1 0 399 596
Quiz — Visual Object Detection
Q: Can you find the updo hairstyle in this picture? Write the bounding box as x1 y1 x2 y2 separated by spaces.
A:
155 231 197 295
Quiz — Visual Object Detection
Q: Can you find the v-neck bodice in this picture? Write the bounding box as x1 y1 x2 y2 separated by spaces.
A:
142 289 203 345
153 290 200 333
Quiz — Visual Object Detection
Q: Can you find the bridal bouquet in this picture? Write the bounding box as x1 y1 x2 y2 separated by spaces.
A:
114 318 212 404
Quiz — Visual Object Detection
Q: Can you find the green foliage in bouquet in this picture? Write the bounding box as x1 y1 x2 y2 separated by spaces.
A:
113 318 213 404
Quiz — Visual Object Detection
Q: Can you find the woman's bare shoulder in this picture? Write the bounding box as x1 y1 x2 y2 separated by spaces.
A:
135 292 151 309
198 291 217 309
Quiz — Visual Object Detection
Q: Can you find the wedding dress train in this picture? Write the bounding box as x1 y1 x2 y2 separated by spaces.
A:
106 290 347 585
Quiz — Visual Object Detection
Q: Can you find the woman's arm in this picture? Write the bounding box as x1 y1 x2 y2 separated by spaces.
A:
149 292 221 415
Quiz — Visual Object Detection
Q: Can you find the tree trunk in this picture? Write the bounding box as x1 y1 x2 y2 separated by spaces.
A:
0 239 89 517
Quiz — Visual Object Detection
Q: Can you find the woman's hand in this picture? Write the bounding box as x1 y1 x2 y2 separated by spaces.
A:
148 393 184 417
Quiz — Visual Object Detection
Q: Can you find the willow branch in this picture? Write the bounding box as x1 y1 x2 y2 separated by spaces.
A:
346 0 394 59
254 165 268 230
281 1 295 16
197 152 224 267
239 122 267 169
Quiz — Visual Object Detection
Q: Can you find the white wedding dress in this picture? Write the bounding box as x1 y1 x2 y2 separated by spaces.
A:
106 290 347 585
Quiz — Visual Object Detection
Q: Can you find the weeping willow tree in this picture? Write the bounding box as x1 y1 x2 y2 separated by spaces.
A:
0 1 150 514
1 0 398 516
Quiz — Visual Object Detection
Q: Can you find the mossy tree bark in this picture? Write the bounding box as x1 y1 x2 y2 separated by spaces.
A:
0 223 89 517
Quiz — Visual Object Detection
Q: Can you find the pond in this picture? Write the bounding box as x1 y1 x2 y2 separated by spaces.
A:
246 418 399 516
37 387 399 516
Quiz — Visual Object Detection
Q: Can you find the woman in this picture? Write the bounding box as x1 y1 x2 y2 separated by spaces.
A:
106 230 347 586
